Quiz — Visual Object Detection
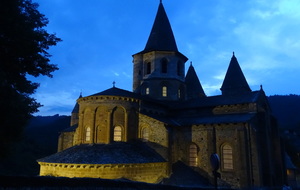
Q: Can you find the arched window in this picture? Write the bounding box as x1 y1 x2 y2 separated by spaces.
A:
85 127 91 142
113 126 122 142
189 144 198 167
162 86 167 97
161 58 168 73
141 127 149 142
146 87 150 95
178 89 181 99
222 144 233 170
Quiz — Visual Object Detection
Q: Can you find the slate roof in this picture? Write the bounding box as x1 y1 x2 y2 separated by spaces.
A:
172 90 262 110
221 53 251 96
38 141 166 164
61 125 77 132
71 94 82 113
173 113 256 126
143 2 178 53
185 64 206 99
88 87 141 99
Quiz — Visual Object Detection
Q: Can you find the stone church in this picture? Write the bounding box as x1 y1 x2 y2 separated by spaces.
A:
38 2 285 188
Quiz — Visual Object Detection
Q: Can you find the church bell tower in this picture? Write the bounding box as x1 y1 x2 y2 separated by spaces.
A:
132 2 188 101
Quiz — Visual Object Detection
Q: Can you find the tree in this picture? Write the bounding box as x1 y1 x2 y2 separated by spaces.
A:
0 0 61 157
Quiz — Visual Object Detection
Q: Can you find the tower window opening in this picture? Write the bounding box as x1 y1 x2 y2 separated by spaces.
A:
146 87 150 95
114 126 122 142
161 58 168 73
222 144 233 170
162 86 167 97
146 62 151 75
189 144 198 167
177 61 182 76
85 127 91 142
178 89 181 99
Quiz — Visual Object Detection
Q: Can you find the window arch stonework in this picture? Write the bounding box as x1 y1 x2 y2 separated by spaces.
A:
141 127 150 142
221 144 233 170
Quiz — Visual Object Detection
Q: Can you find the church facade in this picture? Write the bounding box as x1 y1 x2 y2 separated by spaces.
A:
38 2 285 188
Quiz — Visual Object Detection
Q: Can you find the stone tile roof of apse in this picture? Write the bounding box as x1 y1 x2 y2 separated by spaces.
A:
88 87 141 99
221 52 251 95
142 2 178 53
185 63 206 98
37 141 166 164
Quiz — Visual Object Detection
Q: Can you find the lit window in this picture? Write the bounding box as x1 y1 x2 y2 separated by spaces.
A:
85 127 91 141
222 144 233 170
146 87 149 95
178 89 181 98
189 144 198 167
162 86 167 97
114 126 122 142
142 127 149 142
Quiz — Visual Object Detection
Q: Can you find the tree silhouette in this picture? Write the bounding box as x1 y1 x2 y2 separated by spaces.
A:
0 0 61 157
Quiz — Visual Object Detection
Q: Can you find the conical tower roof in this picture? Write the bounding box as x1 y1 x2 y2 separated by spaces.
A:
221 53 251 96
185 63 206 99
71 93 82 113
143 2 178 53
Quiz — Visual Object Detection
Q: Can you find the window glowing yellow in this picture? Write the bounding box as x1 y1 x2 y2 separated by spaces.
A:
85 127 91 141
189 144 198 167
162 86 167 97
222 144 233 170
114 126 122 141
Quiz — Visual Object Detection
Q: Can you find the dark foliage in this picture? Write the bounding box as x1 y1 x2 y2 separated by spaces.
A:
268 95 300 168
0 176 222 190
0 115 70 176
268 94 300 131
0 0 61 157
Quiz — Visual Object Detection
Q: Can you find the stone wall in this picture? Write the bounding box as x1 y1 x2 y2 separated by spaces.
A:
39 162 168 184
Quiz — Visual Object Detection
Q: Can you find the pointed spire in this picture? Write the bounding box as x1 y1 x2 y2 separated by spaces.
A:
71 93 82 113
221 53 251 96
185 64 206 99
143 2 178 52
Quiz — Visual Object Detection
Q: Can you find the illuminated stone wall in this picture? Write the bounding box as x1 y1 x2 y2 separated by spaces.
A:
39 162 168 184
139 114 168 147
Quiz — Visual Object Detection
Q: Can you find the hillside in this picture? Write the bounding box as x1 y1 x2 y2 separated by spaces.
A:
0 115 70 176
268 94 300 131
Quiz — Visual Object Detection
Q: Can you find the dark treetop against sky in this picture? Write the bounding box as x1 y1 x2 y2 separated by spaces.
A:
32 0 300 115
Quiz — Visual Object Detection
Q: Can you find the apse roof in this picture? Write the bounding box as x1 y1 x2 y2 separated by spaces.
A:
38 141 166 164
88 87 141 99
